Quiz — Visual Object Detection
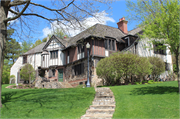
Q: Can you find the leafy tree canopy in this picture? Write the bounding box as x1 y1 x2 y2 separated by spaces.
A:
126 0 180 92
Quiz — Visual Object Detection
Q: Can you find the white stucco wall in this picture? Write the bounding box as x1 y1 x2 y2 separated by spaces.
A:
10 53 42 84
137 39 173 78
42 38 65 68
10 56 23 84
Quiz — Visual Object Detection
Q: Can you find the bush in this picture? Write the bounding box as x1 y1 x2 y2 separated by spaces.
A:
135 82 140 85
96 52 152 86
148 57 165 81
142 80 148 83
20 63 35 84
148 80 154 84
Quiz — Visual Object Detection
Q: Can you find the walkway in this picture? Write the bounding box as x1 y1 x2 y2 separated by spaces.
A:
81 87 116 119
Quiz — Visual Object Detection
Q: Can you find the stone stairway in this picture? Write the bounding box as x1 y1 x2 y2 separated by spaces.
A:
81 87 116 119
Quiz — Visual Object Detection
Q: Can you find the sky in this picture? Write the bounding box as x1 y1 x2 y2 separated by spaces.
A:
8 0 138 44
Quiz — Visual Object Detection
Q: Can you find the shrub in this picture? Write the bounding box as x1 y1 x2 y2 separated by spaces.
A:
13 86 16 88
144 83 148 85
148 57 165 81
142 80 148 83
135 82 140 85
148 80 154 84
96 52 152 86
20 63 35 84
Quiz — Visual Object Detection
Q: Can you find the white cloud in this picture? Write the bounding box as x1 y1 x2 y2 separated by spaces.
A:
42 11 115 38
7 11 18 23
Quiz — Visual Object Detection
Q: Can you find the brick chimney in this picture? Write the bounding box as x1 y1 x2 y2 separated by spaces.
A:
117 17 128 34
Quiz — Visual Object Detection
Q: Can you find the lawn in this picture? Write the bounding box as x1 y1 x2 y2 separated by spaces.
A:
111 81 180 118
1 84 95 118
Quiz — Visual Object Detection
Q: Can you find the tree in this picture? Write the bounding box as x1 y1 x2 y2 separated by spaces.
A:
50 29 69 39
2 59 11 84
0 0 112 107
126 0 180 93
20 63 35 84
20 40 32 54
148 57 165 81
31 39 42 49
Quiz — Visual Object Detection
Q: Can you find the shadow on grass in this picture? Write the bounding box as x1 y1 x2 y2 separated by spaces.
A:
1 88 95 118
131 86 179 95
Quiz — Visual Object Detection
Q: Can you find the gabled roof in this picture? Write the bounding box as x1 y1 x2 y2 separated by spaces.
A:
42 35 67 50
23 24 139 55
23 42 46 55
128 27 142 35
66 24 126 47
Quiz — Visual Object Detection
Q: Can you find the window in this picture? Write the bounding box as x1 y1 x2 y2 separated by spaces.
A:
49 69 56 77
104 39 108 49
154 43 166 55
67 51 69 64
112 40 115 50
52 69 56 77
73 63 84 75
23 56 27 64
77 44 84 60
43 56 45 61
104 39 115 51
50 50 58 59
165 62 170 71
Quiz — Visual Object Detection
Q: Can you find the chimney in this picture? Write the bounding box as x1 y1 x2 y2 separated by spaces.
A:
117 17 128 34
46 36 49 42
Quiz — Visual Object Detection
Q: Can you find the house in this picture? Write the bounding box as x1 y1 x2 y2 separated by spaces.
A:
10 17 173 86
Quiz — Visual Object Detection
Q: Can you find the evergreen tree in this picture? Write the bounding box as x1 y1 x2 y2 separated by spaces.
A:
21 40 33 54
31 39 42 49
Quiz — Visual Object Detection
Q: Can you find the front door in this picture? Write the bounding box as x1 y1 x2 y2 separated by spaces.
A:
58 69 63 82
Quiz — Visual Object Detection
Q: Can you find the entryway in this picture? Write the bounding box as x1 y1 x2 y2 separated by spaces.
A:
58 69 63 82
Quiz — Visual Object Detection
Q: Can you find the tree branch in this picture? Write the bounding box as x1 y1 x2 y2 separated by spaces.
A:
9 0 27 7
9 9 61 21
4 0 30 22
29 0 74 12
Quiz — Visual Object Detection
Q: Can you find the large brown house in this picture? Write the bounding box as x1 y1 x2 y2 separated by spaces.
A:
10 17 173 86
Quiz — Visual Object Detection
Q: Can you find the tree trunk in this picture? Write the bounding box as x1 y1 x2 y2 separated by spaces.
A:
175 53 180 94
0 1 9 108
29 74 31 85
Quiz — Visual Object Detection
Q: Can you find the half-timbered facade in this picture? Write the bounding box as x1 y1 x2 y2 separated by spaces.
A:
10 17 173 86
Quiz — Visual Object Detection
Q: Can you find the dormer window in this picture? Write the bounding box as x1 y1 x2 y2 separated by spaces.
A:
50 50 58 59
104 38 115 51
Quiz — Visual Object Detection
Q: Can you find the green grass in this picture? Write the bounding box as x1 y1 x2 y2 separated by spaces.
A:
110 81 180 118
1 84 95 118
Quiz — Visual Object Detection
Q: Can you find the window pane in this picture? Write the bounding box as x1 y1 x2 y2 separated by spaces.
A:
109 40 111 50
104 39 107 49
112 40 115 50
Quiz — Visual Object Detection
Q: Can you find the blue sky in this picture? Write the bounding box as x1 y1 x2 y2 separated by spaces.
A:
9 0 138 44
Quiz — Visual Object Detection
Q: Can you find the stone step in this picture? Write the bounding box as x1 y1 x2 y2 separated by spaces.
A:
90 105 116 109
81 114 113 119
92 101 115 105
86 109 115 115
95 95 114 98
93 98 115 102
